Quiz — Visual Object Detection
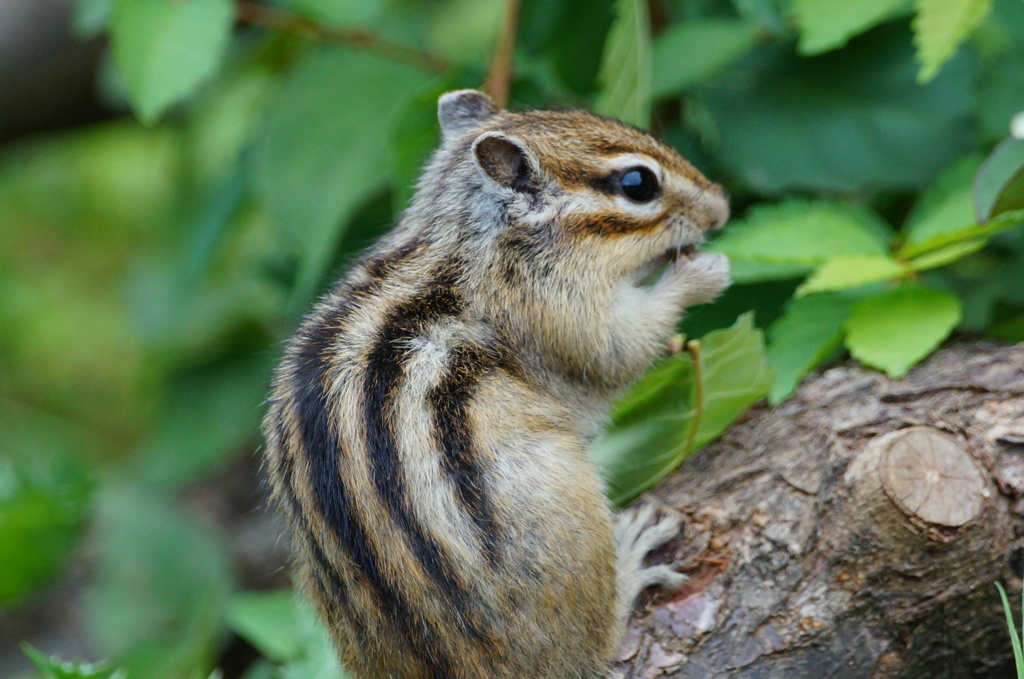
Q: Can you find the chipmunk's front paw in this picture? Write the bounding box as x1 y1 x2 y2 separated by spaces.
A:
658 251 731 309
614 504 687 608
684 251 731 305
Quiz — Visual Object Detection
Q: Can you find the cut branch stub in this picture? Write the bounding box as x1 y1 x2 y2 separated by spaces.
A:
879 426 985 527
828 424 1002 592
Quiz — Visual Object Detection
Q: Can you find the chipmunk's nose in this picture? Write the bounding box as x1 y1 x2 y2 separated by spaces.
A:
702 185 730 231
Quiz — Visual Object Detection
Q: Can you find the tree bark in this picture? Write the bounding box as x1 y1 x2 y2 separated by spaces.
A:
617 342 1024 679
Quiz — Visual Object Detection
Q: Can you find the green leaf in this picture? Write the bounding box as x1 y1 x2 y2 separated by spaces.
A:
22 645 127 679
247 48 430 308
390 89 442 215
973 137 1024 222
995 582 1024 677
389 74 477 214
520 0 616 95
796 255 908 296
593 314 771 507
793 0 910 54
0 450 91 607
975 42 1024 142
85 483 233 679
767 294 854 404
733 0 787 33
595 0 652 128
900 210 1024 259
990 313 1024 343
913 0 993 83
425 0 505 62
111 0 233 122
227 590 352 678
692 314 774 449
132 352 273 488
227 591 305 663
899 153 1024 256
906 239 986 270
724 260 814 284
901 155 983 255
72 0 114 36
241 661 277 679
281 598 351 679
178 169 248 287
845 286 962 377
690 23 975 194
270 0 383 27
706 201 890 281
652 19 761 96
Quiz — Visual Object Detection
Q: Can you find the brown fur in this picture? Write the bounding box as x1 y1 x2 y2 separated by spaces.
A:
263 90 731 678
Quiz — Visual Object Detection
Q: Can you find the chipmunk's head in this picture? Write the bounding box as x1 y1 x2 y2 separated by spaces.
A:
425 90 731 389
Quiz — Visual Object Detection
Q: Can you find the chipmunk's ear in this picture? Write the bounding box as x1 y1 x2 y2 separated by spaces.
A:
472 131 537 193
438 90 498 140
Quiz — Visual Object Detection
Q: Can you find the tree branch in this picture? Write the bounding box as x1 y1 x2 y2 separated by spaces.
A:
482 0 523 108
235 1 451 75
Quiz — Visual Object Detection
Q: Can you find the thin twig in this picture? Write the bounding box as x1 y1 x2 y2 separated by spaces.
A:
235 0 451 74
482 0 523 108
683 339 705 457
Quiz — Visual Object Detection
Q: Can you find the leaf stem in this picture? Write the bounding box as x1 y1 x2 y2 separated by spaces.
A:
235 1 451 74
683 339 705 456
483 0 523 108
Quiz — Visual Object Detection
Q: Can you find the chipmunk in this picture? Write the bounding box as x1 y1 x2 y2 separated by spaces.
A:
262 90 730 678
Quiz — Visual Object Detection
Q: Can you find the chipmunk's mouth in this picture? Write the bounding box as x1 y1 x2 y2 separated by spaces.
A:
634 243 697 287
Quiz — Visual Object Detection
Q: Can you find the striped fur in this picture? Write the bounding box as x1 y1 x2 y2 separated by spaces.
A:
263 90 731 678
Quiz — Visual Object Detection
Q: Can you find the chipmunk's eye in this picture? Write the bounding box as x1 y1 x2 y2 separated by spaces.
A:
619 167 660 202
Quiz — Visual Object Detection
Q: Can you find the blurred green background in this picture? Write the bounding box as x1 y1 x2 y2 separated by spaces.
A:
1 0 1023 677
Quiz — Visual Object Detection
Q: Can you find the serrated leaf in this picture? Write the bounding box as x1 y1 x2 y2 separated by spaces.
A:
973 137 1024 222
913 0 993 83
691 24 975 194
845 286 962 377
652 19 761 96
247 48 429 308
593 314 771 507
595 0 652 128
796 255 908 296
111 0 233 122
22 645 127 679
793 0 910 55
901 155 983 255
706 201 890 280
767 294 854 404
